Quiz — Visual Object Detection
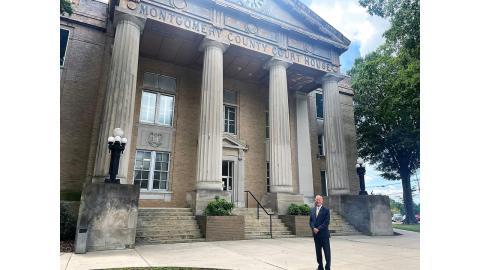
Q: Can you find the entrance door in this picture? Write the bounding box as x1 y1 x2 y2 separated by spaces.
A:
222 160 234 203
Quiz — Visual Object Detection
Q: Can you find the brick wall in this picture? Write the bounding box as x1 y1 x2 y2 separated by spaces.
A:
60 17 107 193
197 215 245 241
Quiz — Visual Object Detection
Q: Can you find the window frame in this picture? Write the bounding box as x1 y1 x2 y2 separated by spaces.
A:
133 150 171 192
60 28 70 67
139 90 175 127
223 104 237 135
317 135 325 157
316 92 324 119
320 170 328 196
266 161 271 193
265 111 270 140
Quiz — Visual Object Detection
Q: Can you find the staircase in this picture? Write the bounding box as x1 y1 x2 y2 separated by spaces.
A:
329 210 361 236
135 208 205 244
232 208 295 239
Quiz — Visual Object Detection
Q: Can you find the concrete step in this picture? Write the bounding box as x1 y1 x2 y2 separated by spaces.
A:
136 232 203 239
136 228 200 235
137 216 197 221
135 207 203 244
136 234 203 242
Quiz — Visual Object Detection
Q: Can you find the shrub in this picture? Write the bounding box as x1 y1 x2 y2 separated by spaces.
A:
287 203 300 215
299 204 310 215
204 196 234 216
60 204 77 240
288 203 310 215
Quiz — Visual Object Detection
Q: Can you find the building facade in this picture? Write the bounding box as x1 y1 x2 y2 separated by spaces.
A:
61 0 359 211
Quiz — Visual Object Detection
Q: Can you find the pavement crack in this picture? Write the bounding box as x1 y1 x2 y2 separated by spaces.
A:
64 253 73 270
134 247 151 267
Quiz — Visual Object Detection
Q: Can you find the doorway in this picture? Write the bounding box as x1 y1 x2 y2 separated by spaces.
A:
222 160 234 203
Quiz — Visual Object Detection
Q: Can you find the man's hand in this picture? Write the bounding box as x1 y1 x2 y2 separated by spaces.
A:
313 228 319 234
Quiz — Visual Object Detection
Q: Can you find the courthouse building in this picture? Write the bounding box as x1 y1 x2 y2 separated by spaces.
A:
61 0 360 212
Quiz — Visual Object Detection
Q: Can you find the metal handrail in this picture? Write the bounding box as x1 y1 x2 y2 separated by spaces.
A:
244 190 274 238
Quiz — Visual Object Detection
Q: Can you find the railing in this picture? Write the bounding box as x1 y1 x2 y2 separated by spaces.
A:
244 190 274 238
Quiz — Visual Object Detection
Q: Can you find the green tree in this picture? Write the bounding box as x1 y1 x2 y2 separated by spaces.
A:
350 0 419 224
61 0 73 16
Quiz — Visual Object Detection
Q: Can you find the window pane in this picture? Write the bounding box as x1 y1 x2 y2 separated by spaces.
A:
224 89 237 104
142 171 149 179
156 95 174 126
316 93 324 118
60 29 69 66
153 180 160 190
160 172 168 180
134 170 141 179
143 73 157 89
160 162 168 171
141 180 148 189
160 181 167 190
134 180 140 186
153 171 160 180
158 75 176 92
140 92 156 123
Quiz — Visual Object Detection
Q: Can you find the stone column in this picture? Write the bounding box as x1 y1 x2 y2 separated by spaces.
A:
193 38 230 214
322 73 350 194
92 13 145 184
266 58 294 193
195 39 229 190
295 92 314 203
261 58 304 214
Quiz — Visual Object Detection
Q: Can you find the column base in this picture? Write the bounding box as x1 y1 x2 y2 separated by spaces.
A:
323 195 393 236
328 188 350 195
261 192 304 215
188 189 232 215
196 181 223 191
270 185 293 193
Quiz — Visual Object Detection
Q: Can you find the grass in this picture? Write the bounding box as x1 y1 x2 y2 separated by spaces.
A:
392 223 420 232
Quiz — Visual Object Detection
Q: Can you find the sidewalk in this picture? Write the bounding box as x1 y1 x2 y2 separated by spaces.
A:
61 229 419 270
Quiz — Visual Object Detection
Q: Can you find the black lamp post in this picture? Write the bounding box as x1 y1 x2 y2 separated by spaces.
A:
105 128 127 184
356 158 368 195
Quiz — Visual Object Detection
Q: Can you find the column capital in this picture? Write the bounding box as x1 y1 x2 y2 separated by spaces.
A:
264 57 292 70
199 38 230 53
114 11 146 32
320 72 345 84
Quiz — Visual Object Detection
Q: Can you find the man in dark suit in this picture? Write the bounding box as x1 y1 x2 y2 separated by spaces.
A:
310 195 331 270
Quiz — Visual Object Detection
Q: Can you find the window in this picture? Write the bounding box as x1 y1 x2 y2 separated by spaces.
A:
224 106 236 134
60 29 69 66
223 89 237 134
222 161 234 191
316 93 324 119
265 111 269 139
320 170 328 196
134 150 170 191
317 135 324 156
139 92 174 126
266 162 270 193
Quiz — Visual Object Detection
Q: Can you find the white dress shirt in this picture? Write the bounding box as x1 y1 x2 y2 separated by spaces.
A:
316 205 322 217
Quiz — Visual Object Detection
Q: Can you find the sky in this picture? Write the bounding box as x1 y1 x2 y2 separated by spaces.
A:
301 0 420 204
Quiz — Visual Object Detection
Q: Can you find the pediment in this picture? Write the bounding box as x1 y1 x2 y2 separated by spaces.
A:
223 0 350 48
223 134 248 150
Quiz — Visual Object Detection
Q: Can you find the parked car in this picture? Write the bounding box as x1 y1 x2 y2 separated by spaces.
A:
415 214 420 222
392 213 405 222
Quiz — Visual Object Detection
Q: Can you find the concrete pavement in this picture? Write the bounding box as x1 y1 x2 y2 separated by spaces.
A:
60 229 419 270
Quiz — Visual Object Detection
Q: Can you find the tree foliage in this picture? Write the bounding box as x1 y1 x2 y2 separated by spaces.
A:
61 0 73 16
350 0 419 224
